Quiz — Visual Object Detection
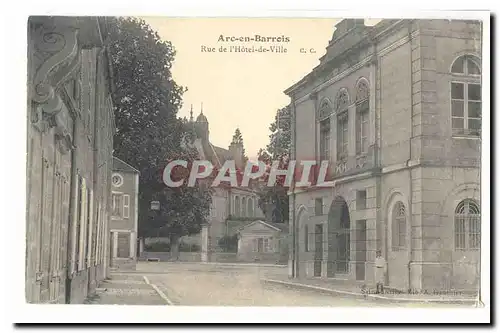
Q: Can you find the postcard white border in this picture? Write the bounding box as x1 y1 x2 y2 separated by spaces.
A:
4 0 493 326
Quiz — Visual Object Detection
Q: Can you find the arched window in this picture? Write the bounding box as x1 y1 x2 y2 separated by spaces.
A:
248 198 254 217
318 100 332 161
234 196 240 217
336 89 349 160
355 80 369 155
451 55 481 136
318 100 333 121
454 199 480 250
242 197 247 217
392 201 406 250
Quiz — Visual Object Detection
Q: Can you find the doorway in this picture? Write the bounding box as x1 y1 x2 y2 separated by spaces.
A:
327 197 351 277
314 224 323 277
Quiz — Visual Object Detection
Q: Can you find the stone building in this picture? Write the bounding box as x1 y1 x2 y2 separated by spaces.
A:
186 107 265 261
285 19 481 291
110 157 140 270
236 220 289 264
26 16 115 303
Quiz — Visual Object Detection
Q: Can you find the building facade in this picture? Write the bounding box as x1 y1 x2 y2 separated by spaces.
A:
186 107 265 261
110 157 140 270
237 220 289 264
286 19 481 291
26 16 115 303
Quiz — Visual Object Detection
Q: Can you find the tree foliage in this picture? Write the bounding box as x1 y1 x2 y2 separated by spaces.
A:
105 17 212 243
257 106 291 223
230 128 248 163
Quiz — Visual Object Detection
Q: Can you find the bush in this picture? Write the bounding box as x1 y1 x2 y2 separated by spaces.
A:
145 241 200 252
179 242 200 252
144 242 170 252
218 234 238 252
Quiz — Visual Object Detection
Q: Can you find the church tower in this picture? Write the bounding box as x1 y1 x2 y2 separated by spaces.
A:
195 103 209 142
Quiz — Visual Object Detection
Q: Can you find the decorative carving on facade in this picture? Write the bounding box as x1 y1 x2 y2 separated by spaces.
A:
335 160 348 174
336 89 350 112
317 100 333 121
337 110 348 122
355 154 367 169
356 80 370 102
32 24 79 105
30 21 80 154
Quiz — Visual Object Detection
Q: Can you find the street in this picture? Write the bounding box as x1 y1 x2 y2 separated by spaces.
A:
97 262 465 307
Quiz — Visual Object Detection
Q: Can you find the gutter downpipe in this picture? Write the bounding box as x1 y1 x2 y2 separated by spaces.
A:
407 21 415 293
291 96 298 278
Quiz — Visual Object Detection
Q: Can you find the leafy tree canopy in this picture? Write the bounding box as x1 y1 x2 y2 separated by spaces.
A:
257 106 291 223
106 17 212 241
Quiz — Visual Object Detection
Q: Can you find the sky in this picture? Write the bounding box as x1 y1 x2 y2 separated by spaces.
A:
144 17 380 160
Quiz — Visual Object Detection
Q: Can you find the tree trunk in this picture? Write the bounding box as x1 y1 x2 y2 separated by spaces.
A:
170 234 180 261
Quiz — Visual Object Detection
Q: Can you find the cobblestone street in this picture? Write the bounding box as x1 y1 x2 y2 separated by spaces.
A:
88 262 472 307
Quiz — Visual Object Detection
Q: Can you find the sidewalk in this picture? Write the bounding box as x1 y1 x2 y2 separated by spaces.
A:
261 275 481 306
84 273 171 305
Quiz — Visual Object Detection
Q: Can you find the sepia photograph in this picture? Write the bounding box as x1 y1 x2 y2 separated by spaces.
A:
15 5 491 323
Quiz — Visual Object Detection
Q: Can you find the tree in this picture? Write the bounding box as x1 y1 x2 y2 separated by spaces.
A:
105 17 212 258
230 128 248 163
257 106 291 223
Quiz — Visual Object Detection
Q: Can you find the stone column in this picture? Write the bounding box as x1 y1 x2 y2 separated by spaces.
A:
139 238 144 256
201 224 210 262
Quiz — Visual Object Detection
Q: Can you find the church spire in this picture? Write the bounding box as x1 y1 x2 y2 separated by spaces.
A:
189 104 194 122
201 102 204 114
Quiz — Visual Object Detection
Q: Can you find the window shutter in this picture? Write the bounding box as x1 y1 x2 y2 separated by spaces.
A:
86 189 93 267
123 194 130 218
79 177 87 271
72 175 80 274
95 203 101 266
305 225 309 251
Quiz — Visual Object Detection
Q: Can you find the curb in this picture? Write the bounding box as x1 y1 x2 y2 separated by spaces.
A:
143 276 174 305
201 262 287 268
138 261 288 268
261 278 479 305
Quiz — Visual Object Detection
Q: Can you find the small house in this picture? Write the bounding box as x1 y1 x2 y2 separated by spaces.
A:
236 220 289 264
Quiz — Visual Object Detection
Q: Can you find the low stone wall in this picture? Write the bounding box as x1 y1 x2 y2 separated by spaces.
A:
139 251 201 262
111 258 137 271
237 252 285 264
212 252 238 263
139 251 288 264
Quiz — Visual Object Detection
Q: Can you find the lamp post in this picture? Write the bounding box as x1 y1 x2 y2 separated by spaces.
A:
150 200 160 211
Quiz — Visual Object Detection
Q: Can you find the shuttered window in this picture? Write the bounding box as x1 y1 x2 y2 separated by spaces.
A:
123 194 130 218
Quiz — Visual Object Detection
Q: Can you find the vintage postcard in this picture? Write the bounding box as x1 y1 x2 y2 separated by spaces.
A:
18 9 490 323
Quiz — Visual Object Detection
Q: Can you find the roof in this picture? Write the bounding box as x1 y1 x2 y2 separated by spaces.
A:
212 145 233 164
196 112 208 122
198 140 233 169
284 19 405 96
113 157 140 174
226 220 250 235
238 220 289 233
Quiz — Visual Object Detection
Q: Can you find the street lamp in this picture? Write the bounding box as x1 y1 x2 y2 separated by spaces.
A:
151 200 160 211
